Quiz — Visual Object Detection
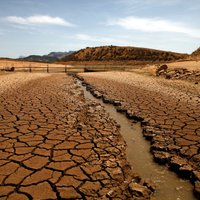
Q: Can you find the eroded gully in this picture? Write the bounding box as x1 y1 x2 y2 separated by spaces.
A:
77 80 196 200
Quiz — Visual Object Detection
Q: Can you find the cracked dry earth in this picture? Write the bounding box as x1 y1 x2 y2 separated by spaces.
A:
80 71 200 196
0 73 151 200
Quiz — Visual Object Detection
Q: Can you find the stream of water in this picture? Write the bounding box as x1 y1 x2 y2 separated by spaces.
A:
78 81 196 200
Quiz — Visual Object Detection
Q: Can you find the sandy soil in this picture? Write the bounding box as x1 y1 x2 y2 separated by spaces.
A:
167 60 200 71
80 71 200 196
0 73 153 199
142 60 200 76
0 59 64 68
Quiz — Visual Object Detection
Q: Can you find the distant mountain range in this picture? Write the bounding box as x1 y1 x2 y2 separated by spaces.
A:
61 46 188 63
3 46 200 64
20 51 75 63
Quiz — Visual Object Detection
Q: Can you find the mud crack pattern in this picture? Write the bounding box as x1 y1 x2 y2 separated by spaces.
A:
80 71 200 197
0 73 152 200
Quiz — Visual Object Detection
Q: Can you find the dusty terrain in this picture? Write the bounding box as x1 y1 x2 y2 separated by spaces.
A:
0 73 153 199
79 71 200 197
143 61 200 75
167 61 200 71
0 59 64 69
0 59 68 73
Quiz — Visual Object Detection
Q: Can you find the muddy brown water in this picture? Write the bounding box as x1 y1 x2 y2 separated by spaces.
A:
78 80 197 200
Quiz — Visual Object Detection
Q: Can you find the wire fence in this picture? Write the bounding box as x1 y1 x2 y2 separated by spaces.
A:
0 65 136 73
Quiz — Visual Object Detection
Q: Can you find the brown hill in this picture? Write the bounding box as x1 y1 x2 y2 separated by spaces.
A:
61 46 187 63
191 47 200 59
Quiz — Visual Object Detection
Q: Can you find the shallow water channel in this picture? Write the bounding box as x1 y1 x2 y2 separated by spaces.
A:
78 80 197 200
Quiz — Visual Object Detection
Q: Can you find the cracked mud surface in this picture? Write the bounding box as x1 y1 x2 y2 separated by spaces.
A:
80 71 200 196
0 73 152 199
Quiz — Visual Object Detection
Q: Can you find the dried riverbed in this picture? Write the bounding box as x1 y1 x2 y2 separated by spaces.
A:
79 71 200 198
0 73 153 199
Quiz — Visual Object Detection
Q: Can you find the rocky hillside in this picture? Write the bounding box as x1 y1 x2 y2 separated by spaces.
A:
21 51 74 63
61 46 187 63
191 47 200 59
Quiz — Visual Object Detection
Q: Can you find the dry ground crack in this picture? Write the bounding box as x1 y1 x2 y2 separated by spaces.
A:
79 71 200 198
0 73 152 199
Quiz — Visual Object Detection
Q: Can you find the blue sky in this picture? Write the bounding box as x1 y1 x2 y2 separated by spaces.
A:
0 0 200 58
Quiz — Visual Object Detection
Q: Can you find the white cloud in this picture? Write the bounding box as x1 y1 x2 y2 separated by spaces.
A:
5 15 74 27
107 16 200 38
75 34 129 44
116 0 182 7
76 34 95 41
